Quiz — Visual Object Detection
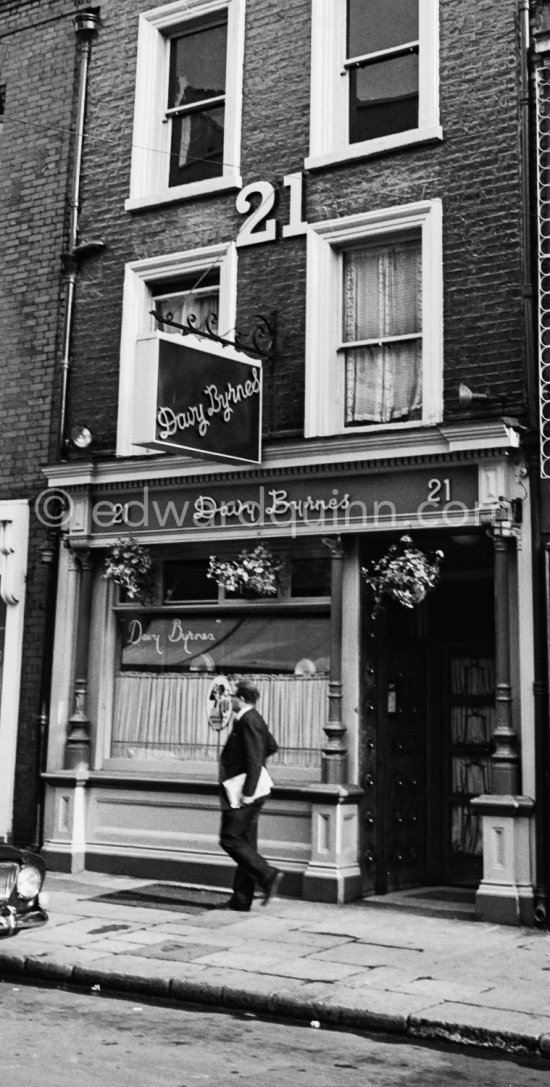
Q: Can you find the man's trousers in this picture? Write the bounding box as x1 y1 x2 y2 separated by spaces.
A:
219 796 273 909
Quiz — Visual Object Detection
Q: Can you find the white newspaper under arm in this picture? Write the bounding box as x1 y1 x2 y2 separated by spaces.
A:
223 767 273 809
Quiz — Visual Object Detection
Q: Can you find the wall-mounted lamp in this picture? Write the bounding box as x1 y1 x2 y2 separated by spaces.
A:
72 240 106 259
458 383 506 411
69 425 92 450
38 533 58 565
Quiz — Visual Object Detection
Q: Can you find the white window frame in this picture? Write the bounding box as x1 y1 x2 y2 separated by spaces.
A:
126 0 245 211
306 0 441 171
305 200 443 438
117 242 237 455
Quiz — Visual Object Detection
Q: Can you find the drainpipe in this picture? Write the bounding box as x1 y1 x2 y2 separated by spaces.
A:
520 0 549 925
56 9 100 459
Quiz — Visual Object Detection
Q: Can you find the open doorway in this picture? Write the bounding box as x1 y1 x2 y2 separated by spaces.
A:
359 532 494 896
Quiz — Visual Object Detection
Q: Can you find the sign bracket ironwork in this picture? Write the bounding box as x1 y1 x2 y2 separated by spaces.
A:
150 309 276 360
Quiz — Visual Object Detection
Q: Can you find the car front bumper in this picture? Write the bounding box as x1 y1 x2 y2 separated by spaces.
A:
0 904 49 937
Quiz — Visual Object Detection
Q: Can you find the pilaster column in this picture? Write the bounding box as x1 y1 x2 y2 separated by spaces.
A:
491 527 520 794
472 508 534 925
321 536 348 784
65 547 93 771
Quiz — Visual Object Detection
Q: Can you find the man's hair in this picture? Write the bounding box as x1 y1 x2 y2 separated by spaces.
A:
234 679 260 705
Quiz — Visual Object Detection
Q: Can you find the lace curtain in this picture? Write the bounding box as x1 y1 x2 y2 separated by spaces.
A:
111 671 327 769
154 287 218 334
343 239 422 424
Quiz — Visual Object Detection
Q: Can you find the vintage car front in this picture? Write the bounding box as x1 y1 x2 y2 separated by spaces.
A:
0 845 49 937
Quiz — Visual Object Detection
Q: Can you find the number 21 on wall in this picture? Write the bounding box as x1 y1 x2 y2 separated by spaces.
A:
236 173 308 247
427 478 451 504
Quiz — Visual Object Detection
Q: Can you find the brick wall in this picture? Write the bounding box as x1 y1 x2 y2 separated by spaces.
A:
64 0 527 454
0 0 79 843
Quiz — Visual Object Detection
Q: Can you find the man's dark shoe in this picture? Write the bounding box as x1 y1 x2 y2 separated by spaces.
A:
261 869 283 906
218 898 251 912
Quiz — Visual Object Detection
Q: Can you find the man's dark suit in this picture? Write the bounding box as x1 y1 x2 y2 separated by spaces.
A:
219 706 278 910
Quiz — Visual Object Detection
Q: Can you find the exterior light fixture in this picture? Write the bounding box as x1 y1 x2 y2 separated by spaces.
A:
457 383 489 409
69 425 92 449
457 383 506 411
38 532 58 565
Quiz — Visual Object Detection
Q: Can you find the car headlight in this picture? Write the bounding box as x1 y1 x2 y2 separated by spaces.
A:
16 865 42 900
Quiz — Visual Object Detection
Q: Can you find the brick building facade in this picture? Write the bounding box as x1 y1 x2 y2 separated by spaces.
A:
0 0 81 846
3 0 550 922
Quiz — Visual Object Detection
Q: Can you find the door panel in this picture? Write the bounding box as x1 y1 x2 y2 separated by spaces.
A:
383 642 427 891
360 608 427 894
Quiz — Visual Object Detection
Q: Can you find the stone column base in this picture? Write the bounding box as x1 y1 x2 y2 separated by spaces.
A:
302 784 363 904
41 772 89 874
471 794 535 926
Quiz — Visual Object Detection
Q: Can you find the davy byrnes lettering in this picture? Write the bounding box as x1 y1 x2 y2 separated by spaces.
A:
157 370 261 440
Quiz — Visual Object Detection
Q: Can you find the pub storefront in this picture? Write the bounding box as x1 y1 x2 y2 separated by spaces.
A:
40 418 536 914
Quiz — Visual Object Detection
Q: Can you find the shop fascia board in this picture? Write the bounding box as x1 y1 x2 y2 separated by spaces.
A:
44 421 521 490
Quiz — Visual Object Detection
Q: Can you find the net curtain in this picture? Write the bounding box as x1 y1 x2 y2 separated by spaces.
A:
343 238 422 424
112 671 327 768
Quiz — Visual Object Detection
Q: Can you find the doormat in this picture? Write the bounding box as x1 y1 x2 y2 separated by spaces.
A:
91 884 229 913
407 888 475 904
360 885 477 920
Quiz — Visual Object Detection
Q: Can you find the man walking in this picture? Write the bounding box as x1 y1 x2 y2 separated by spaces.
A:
219 679 282 911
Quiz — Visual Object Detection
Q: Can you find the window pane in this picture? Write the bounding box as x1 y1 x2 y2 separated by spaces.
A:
164 560 219 602
112 614 330 767
118 614 331 674
345 340 422 424
343 239 421 342
152 271 219 334
347 0 418 57
111 671 326 767
169 105 225 186
168 22 227 109
290 557 331 598
154 288 219 334
350 53 418 142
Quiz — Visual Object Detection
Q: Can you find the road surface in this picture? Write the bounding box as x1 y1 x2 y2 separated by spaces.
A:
1 980 548 1086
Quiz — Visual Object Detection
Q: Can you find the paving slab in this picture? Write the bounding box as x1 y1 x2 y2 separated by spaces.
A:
187 947 364 983
128 939 228 962
310 943 426 968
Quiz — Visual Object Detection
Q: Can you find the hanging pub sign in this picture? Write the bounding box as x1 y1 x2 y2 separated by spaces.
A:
132 332 262 464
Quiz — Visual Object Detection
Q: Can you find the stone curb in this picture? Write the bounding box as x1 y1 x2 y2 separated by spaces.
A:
1 951 550 1062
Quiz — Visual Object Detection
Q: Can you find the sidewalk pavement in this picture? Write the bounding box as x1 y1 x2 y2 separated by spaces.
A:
1 870 550 1061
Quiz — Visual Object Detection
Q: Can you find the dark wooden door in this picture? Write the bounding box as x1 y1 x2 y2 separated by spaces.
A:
360 609 428 894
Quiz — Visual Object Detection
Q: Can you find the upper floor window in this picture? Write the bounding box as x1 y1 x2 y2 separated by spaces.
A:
151 269 219 334
126 0 245 211
307 0 440 171
305 201 442 438
117 242 236 455
342 237 422 426
347 0 419 144
166 16 227 187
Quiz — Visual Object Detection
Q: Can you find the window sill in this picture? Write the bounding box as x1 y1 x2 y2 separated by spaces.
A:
305 125 443 172
53 766 321 789
307 418 443 441
125 173 243 212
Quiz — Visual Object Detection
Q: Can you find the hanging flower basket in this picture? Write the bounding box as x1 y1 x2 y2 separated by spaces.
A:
362 536 443 618
207 544 285 597
103 537 153 602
